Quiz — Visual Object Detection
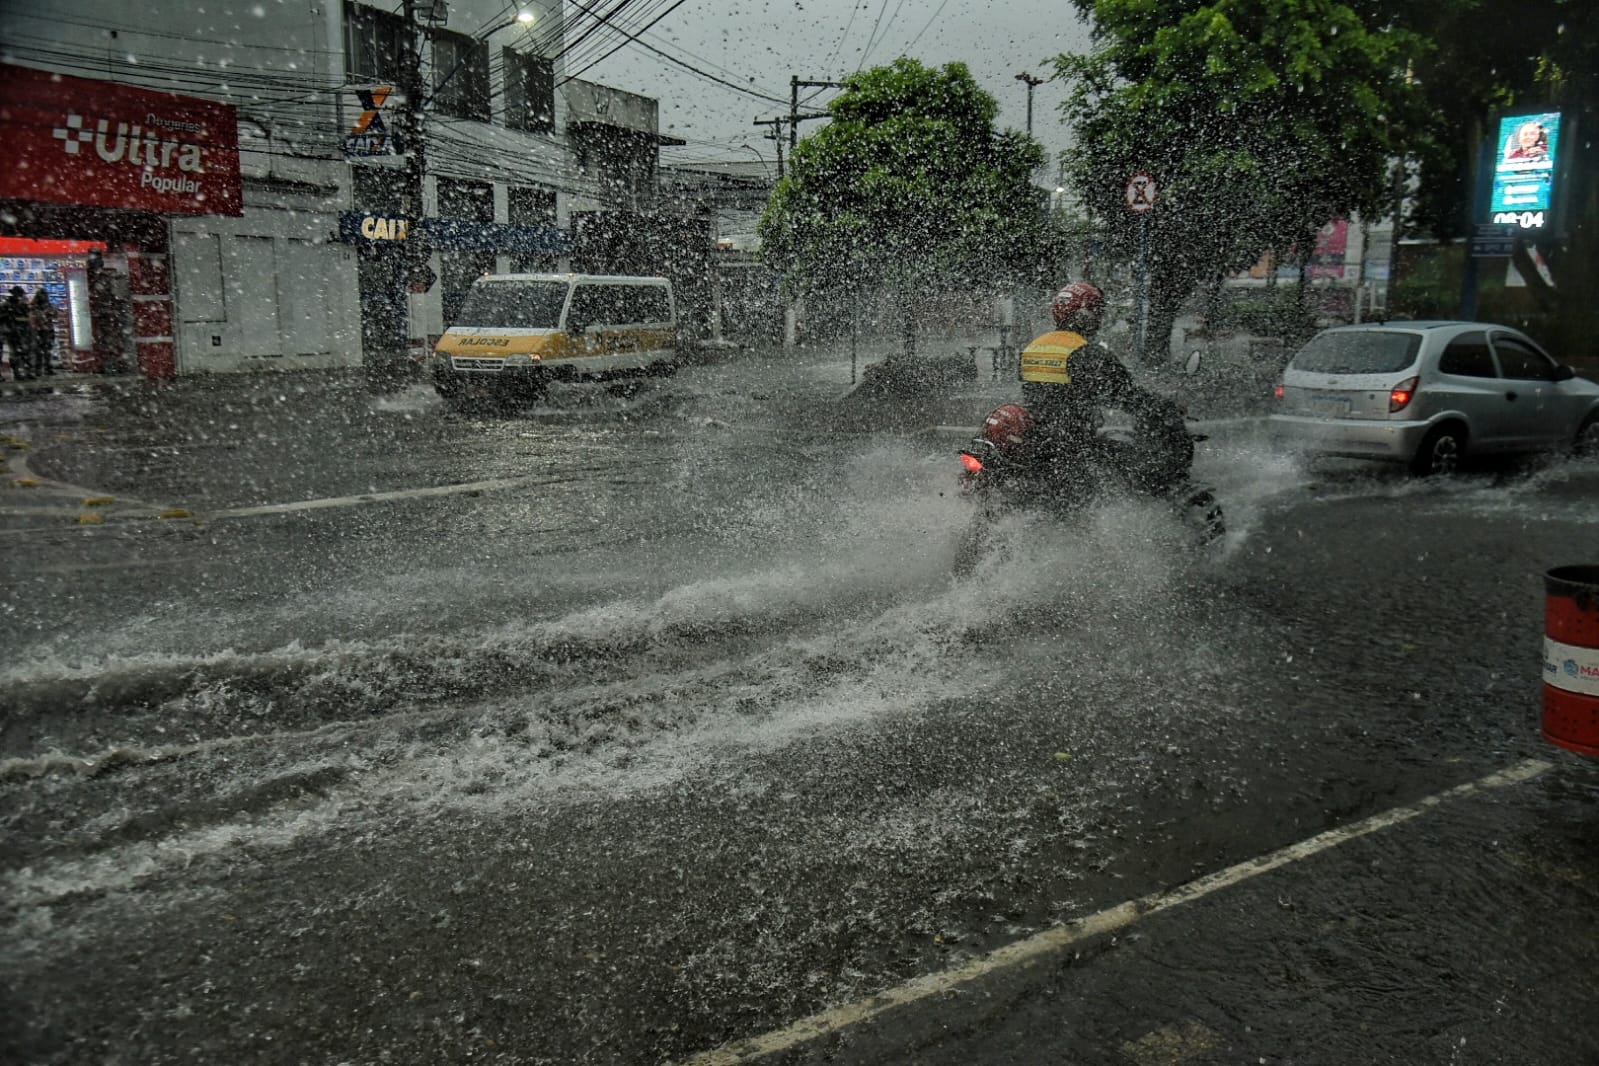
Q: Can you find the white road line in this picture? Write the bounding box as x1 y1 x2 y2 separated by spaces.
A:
210 476 541 518
680 758 1552 1066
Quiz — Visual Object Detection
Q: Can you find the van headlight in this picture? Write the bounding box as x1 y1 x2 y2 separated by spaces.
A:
505 354 532 367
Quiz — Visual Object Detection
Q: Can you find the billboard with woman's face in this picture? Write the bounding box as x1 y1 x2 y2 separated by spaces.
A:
1489 112 1562 230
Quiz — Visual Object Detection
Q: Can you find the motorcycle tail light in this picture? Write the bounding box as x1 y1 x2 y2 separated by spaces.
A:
1273 383 1285 400
960 452 983 474
1390 376 1419 412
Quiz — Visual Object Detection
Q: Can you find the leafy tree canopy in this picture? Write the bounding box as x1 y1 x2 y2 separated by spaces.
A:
1390 0 1597 241
1388 0 1597 352
758 58 1048 319
1053 0 1425 358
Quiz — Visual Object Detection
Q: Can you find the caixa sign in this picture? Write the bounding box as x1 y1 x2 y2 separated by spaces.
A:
339 212 411 243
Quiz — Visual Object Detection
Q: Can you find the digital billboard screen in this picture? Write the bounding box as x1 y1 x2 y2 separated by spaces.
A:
1489 111 1561 230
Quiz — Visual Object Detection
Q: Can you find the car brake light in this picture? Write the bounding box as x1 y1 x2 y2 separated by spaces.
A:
1390 376 1419 412
1273 383 1285 400
960 452 983 474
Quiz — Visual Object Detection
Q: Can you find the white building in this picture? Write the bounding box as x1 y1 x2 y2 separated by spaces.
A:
0 0 669 378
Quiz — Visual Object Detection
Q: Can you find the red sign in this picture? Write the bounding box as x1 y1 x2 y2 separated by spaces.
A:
0 63 242 217
1310 218 1350 279
1125 172 1157 214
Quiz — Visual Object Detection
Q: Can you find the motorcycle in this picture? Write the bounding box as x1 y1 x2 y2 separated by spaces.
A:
951 405 1226 578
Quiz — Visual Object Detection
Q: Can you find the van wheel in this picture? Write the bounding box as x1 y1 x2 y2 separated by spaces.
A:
1411 423 1465 476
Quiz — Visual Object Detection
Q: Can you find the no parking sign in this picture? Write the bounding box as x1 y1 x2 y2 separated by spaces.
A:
1125 172 1157 214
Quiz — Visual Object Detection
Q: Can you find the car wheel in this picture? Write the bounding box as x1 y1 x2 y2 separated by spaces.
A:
1411 424 1465 476
1574 414 1599 458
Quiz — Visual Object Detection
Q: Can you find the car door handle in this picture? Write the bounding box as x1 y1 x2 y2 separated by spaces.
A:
1505 391 1518 401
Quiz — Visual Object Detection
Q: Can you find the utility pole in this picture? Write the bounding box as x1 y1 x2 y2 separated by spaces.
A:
398 0 436 376
752 118 786 179
788 76 843 148
1015 72 1044 136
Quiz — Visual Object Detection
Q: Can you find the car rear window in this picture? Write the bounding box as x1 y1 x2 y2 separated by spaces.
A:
1290 331 1422 374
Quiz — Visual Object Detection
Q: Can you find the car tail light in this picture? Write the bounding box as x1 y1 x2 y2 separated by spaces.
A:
1390 376 1419 412
960 452 983 474
1273 383 1285 400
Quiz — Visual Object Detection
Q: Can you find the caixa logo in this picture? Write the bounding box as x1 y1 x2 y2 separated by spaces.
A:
52 112 206 194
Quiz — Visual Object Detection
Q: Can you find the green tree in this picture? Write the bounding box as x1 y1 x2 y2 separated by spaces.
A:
1053 0 1425 363
757 58 1048 360
1393 0 1598 356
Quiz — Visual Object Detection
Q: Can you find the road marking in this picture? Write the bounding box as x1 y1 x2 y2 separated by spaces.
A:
680 758 1552 1065
210 476 541 518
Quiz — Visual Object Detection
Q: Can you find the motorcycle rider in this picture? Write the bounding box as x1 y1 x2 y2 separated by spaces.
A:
984 281 1193 501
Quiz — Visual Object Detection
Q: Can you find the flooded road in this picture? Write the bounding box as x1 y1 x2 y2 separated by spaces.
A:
2 350 1596 1063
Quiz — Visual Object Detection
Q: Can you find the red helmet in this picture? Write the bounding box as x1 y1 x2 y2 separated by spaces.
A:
981 403 1035 449
1051 282 1105 331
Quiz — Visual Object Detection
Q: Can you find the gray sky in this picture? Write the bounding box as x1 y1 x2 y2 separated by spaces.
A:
566 0 1096 173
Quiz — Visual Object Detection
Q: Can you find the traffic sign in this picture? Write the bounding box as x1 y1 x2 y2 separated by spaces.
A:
1125 172 1157 214
1469 223 1516 259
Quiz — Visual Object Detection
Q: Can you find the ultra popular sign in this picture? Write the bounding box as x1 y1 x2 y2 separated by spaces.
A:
0 63 242 217
1488 111 1562 231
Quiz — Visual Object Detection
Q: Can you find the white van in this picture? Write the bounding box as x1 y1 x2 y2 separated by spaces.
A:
431 274 677 408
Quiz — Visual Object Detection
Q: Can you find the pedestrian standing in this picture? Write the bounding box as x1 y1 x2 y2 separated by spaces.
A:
1 287 31 380
29 289 57 377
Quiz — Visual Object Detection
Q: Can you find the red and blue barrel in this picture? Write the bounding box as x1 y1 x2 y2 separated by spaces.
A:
1543 565 1599 756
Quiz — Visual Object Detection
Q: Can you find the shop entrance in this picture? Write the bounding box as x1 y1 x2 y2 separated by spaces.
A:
0 236 129 381
0 206 170 381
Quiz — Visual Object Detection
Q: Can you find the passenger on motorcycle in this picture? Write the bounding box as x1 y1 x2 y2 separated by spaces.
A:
985 281 1193 501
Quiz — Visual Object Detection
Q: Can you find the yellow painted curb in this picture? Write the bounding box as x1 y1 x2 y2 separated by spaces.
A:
159 508 193 519
13 477 40 488
82 495 116 507
77 512 106 525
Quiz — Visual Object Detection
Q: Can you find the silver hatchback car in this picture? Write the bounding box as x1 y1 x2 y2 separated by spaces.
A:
1269 321 1599 474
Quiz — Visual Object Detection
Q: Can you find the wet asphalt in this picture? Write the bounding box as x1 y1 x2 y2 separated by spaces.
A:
1 344 1597 1065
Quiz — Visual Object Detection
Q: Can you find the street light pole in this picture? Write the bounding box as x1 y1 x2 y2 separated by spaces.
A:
1015 72 1043 137
395 4 533 376
398 0 431 374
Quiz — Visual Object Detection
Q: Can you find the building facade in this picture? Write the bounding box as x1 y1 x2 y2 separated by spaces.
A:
0 0 680 378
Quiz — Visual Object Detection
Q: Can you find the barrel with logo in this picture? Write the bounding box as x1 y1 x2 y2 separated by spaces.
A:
1543 565 1599 756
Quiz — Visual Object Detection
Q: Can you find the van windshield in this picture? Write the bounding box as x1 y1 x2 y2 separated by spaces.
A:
453 281 568 329
1290 330 1422 374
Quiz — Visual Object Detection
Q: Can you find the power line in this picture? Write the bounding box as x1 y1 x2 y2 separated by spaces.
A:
824 0 864 75
546 0 642 67
902 0 956 55
857 0 912 69
855 0 892 73
558 0 689 84
559 0 789 105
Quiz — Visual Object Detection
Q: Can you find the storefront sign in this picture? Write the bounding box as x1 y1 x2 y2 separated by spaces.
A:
343 85 407 161
337 213 571 255
340 212 412 242
1309 219 1349 279
0 63 242 216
